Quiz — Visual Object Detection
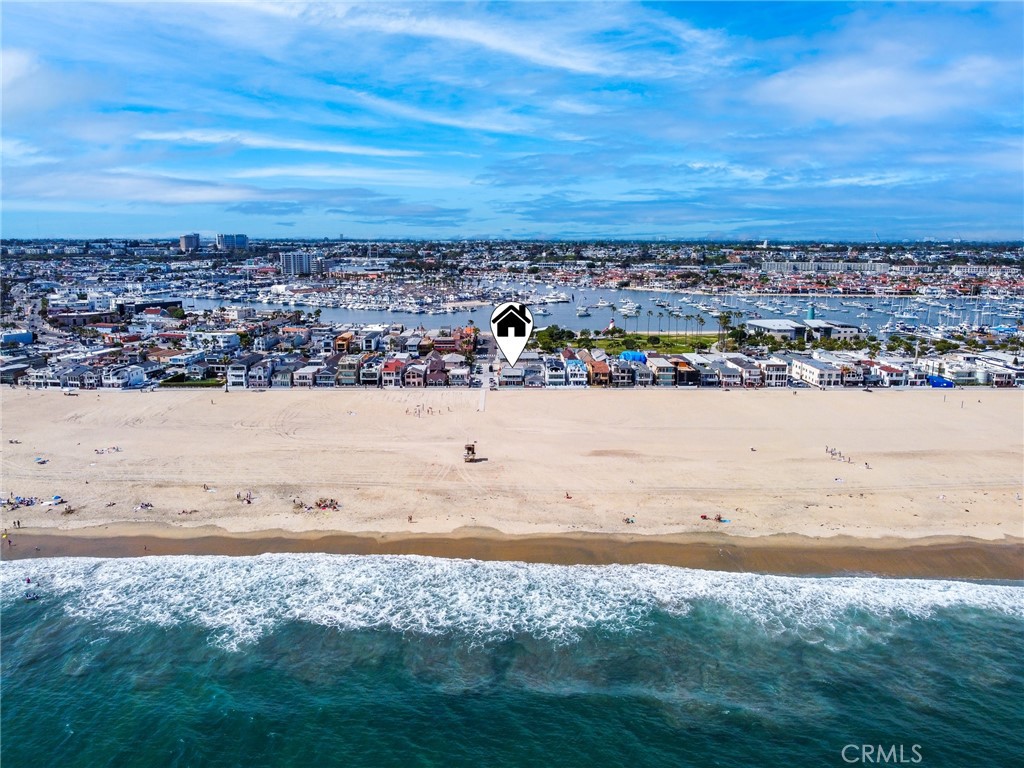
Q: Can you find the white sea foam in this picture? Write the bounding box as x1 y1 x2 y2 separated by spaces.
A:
2 555 1021 650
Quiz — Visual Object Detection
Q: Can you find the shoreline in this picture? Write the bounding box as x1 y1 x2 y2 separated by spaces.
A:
3 524 1022 579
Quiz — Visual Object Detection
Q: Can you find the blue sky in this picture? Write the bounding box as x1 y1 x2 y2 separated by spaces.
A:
2 1 1021 241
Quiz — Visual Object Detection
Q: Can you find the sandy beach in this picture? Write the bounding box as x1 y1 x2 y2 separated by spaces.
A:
1 386 1021 574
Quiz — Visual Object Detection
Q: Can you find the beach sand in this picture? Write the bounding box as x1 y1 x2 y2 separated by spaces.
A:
1 386 1021 574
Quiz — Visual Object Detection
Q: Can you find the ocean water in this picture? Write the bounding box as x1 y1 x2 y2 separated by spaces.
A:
2 555 1022 767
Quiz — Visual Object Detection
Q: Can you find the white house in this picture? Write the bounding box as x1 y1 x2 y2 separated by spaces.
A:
565 359 589 386
790 355 842 388
755 358 788 387
101 364 146 388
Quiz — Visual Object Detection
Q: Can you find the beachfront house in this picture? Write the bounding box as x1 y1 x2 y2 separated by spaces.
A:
755 358 789 387
974 357 1021 387
680 354 721 387
647 357 676 387
577 350 609 386
381 359 406 387
723 355 763 387
271 364 298 388
24 366 61 388
790 355 843 388
187 360 212 380
227 353 264 389
422 352 448 386
499 365 525 387
544 358 567 387
566 358 588 386
670 358 700 387
919 357 967 385
630 362 653 387
448 367 470 387
976 352 1024 387
101 364 146 389
708 359 742 388
137 360 167 382
293 364 322 388
248 359 275 389
403 363 427 387
609 360 634 388
314 365 338 387
877 363 910 387
0 363 30 386
60 364 100 389
360 357 382 386
336 354 363 386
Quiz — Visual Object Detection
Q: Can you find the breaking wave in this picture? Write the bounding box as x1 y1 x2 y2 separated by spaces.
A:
2 554 1021 650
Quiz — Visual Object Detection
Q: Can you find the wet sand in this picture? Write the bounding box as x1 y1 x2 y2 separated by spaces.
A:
2 525 1021 579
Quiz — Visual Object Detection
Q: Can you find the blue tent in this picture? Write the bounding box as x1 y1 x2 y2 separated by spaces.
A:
926 375 955 388
619 351 647 363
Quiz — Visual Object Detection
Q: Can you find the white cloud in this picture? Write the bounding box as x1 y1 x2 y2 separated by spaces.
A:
135 129 420 158
1 48 39 88
0 138 58 166
327 86 543 135
754 48 1007 124
335 6 609 75
227 164 468 188
6 170 255 205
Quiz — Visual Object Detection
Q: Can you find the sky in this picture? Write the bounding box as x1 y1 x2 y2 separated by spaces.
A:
2 1 1022 241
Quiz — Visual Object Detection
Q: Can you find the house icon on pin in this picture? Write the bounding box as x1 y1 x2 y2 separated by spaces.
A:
492 303 530 337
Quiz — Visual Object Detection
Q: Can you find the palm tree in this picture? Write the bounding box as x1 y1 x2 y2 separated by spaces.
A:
684 314 694 342
657 312 664 333
646 309 653 336
696 315 706 345
716 311 730 344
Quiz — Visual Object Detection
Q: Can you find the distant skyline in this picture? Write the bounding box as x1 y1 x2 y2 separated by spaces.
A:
2 2 1022 241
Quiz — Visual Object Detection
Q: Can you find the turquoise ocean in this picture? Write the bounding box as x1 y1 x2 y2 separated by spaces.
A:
2 554 1022 767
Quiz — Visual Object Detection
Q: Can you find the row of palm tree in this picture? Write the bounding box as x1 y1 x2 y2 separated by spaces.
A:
604 307 720 342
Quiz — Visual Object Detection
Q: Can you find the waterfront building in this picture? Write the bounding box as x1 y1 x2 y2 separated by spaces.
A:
790 355 843 388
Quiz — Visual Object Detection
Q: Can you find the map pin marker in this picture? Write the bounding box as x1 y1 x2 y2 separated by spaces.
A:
490 302 534 368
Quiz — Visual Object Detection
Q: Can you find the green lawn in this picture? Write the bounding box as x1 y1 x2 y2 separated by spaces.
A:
574 333 719 355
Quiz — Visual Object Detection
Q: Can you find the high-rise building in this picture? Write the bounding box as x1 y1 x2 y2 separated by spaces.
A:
216 234 249 251
280 251 311 275
179 233 200 252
